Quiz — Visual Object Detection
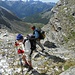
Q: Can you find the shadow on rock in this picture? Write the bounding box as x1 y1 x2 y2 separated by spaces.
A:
31 69 41 75
40 73 48 75
44 41 57 48
37 51 66 63
31 70 48 75
44 51 66 63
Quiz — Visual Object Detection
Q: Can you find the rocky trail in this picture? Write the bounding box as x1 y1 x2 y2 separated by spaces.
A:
0 29 75 75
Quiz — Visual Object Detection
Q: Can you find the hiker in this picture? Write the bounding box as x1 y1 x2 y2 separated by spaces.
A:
31 26 45 52
27 34 36 56
15 34 33 72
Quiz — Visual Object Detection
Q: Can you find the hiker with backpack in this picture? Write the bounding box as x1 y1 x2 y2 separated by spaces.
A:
31 26 45 52
15 34 33 72
27 34 36 56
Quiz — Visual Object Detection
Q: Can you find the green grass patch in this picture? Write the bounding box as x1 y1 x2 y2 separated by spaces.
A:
64 36 69 43
64 60 75 70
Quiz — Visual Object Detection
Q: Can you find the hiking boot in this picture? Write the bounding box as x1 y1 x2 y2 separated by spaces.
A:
24 64 29 68
27 67 33 72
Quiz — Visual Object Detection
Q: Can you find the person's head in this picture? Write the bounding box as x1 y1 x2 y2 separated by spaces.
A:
16 34 23 42
31 26 35 30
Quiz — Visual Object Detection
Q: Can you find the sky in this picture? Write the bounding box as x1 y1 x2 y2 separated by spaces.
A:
35 0 59 3
22 0 59 3
4 0 59 3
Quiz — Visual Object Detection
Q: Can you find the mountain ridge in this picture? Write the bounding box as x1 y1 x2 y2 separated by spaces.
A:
0 1 55 18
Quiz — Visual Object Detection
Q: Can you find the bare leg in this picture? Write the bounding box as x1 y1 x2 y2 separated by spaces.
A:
22 55 28 65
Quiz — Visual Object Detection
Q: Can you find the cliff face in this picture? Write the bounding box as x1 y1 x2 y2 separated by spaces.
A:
43 0 75 49
42 1 75 74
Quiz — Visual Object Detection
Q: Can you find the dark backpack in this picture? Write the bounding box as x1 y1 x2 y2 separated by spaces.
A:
24 34 36 50
36 29 45 40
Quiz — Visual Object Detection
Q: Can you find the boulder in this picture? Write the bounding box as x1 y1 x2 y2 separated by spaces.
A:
44 41 57 48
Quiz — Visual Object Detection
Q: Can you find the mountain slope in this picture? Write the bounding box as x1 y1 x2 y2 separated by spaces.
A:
0 6 31 34
41 0 75 74
24 8 53 24
0 1 75 75
43 0 75 49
